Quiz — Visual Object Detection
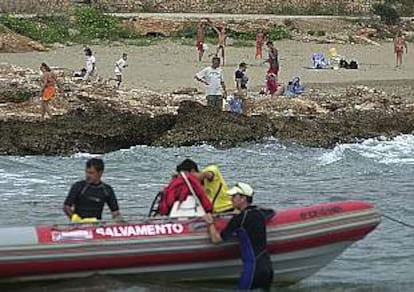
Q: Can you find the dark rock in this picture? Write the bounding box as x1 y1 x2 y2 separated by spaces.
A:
153 101 272 148
0 89 35 103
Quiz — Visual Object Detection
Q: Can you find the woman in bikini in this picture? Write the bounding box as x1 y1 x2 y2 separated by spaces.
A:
394 31 408 68
40 63 58 120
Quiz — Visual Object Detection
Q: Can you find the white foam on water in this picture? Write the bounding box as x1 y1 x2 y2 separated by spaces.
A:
71 152 102 159
319 135 414 165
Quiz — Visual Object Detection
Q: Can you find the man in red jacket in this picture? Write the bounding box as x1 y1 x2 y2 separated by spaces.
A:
158 159 213 216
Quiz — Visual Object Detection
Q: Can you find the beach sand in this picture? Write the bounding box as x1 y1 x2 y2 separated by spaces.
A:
0 40 412 93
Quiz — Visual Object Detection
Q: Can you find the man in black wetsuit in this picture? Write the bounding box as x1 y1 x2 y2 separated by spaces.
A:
204 182 275 291
63 158 122 222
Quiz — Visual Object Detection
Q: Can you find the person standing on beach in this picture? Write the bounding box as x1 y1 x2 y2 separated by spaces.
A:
39 63 60 120
235 62 249 113
207 20 228 66
394 31 408 68
196 21 207 62
83 48 97 83
109 53 128 88
255 29 266 59
264 41 279 75
195 57 227 111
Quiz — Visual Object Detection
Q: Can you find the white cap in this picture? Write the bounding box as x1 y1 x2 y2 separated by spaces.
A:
227 182 254 197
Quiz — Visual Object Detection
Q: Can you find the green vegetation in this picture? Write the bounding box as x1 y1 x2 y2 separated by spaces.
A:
373 1 400 25
231 40 255 47
372 0 414 24
175 24 290 47
0 7 142 44
73 7 119 40
267 25 291 40
0 7 292 47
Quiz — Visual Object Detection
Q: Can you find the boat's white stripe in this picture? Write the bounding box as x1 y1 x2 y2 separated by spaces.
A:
0 209 380 254
0 217 379 262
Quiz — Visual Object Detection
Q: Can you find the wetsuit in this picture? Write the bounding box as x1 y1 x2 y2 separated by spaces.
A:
220 206 275 290
64 180 119 220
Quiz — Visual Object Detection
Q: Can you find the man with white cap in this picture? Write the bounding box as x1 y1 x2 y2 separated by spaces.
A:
204 183 275 291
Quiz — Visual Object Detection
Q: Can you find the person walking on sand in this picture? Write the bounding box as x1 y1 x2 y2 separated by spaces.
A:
109 53 128 88
196 21 207 62
255 29 266 59
195 57 227 111
39 63 61 120
83 48 97 83
264 41 279 75
394 31 408 68
207 20 228 66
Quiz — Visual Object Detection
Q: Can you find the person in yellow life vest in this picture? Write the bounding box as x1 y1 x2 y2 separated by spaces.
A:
198 164 233 213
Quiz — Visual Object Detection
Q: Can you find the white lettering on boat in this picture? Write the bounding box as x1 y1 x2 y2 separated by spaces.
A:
95 223 185 238
52 230 93 241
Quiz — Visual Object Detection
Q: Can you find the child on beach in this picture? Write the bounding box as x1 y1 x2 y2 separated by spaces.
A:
109 53 128 88
83 48 97 83
394 31 408 68
255 29 265 59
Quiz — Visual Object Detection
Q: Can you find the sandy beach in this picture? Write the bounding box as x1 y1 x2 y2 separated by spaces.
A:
0 40 412 93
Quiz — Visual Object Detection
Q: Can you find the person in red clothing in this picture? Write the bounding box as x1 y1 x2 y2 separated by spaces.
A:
264 41 279 75
255 29 265 59
158 159 213 216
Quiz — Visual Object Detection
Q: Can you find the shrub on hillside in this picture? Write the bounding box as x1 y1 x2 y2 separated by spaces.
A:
373 1 400 25
267 25 291 40
73 7 119 39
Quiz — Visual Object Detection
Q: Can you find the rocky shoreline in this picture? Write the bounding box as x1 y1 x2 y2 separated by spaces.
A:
1 64 414 155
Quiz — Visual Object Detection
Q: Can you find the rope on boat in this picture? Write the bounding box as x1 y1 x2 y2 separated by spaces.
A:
383 214 414 229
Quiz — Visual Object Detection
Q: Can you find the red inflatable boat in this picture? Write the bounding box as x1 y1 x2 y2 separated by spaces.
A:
0 200 381 285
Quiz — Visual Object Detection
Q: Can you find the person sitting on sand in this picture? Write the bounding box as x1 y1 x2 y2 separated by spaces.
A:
207 19 228 66
266 73 284 97
394 31 408 68
39 62 61 120
109 53 128 89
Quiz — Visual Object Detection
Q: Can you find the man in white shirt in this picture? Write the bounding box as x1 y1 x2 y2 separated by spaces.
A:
110 53 128 88
194 57 227 111
83 48 97 83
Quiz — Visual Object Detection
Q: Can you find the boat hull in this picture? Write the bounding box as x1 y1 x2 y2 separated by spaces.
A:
0 201 381 285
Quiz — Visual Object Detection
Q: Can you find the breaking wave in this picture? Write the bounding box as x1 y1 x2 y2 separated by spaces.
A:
319 135 414 165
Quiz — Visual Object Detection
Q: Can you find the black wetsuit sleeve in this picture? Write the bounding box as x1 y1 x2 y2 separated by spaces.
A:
261 208 276 221
64 181 83 206
105 185 120 212
220 214 242 241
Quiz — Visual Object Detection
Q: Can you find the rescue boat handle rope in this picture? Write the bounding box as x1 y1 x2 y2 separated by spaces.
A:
383 214 414 229
179 171 205 212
